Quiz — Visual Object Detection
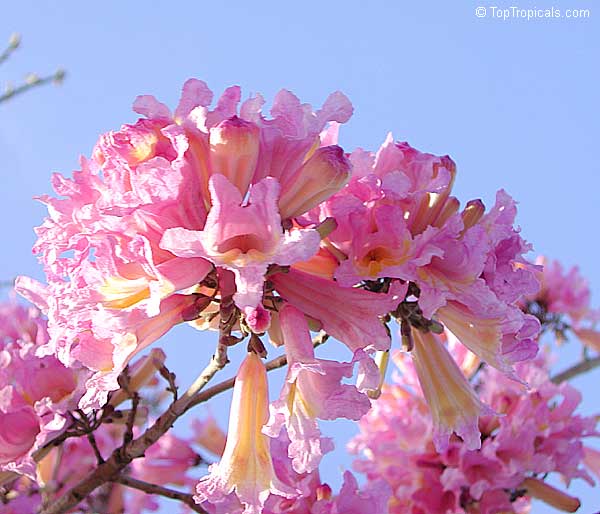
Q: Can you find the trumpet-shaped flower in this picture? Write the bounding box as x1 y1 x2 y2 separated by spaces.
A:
195 352 296 513
410 329 490 451
264 305 371 474
269 268 403 353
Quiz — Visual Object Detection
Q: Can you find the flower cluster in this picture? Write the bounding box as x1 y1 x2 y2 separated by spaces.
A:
524 257 600 351
350 339 599 513
0 300 85 478
10 79 556 513
0 298 207 513
311 135 541 451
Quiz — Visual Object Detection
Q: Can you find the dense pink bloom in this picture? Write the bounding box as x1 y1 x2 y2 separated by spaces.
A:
0 299 85 478
14 77 563 514
350 351 597 513
532 257 591 321
161 175 321 330
2 347 204 514
311 135 541 446
18 79 355 409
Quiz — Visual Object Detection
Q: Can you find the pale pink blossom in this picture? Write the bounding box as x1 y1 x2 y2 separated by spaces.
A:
533 257 591 321
264 305 371 474
269 268 403 353
21 79 354 408
161 175 321 329
351 352 597 513
195 352 297 514
0 299 85 478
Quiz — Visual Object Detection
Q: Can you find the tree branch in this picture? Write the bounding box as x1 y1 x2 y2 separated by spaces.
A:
39 331 328 514
0 33 20 66
113 475 207 513
188 331 329 409
0 70 65 105
40 348 228 514
551 355 600 384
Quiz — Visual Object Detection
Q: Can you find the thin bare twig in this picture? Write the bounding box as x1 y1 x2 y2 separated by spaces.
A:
40 344 230 514
551 355 600 384
113 475 207 513
0 33 20 65
157 363 178 401
87 434 104 465
0 71 65 105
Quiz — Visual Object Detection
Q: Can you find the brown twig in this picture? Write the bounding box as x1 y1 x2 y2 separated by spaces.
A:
188 331 329 409
157 363 179 401
87 434 105 465
39 331 329 514
551 355 600 384
113 475 207 513
40 343 230 514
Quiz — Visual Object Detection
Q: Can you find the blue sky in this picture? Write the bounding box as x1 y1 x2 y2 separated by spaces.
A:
1 1 599 512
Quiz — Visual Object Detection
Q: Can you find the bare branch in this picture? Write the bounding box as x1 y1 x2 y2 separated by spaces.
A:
0 70 65 105
551 355 600 384
40 344 229 514
0 33 20 66
113 475 207 513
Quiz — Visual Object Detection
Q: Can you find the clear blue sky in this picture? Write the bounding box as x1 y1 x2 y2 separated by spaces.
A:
1 1 598 512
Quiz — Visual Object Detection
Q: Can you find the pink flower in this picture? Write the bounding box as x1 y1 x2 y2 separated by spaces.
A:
0 299 85 478
0 402 40 469
21 79 354 407
195 352 297 513
351 351 598 513
130 432 199 487
269 268 402 353
410 329 490 451
192 416 227 457
312 471 391 514
264 305 371 474
532 257 591 321
161 175 321 330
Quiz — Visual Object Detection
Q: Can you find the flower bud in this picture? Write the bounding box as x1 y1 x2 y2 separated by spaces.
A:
279 145 350 219
461 199 485 231
209 116 260 196
520 477 580 512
